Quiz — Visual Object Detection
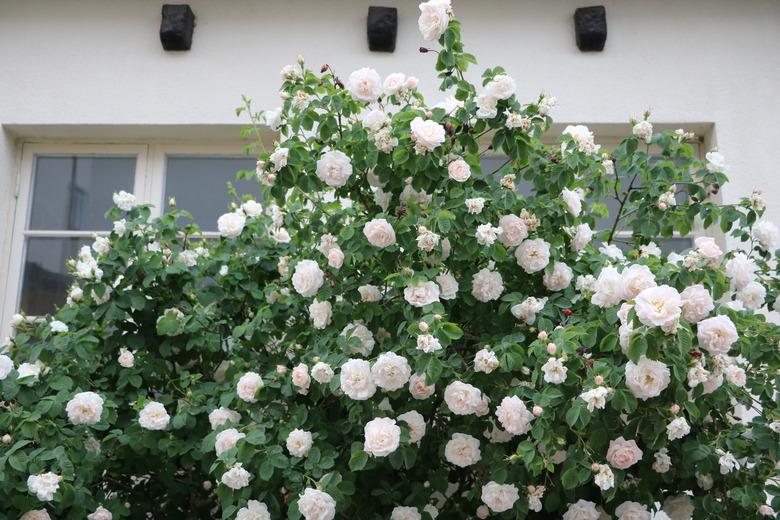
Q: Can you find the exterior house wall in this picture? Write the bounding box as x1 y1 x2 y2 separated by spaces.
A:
1 0 779 333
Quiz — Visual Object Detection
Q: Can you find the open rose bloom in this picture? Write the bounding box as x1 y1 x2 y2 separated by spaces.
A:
2 1 779 518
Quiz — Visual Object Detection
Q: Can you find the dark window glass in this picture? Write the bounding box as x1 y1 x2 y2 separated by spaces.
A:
20 237 90 315
164 157 258 232
29 156 136 231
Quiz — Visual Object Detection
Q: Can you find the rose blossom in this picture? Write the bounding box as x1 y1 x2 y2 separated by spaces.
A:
416 334 442 353
87 506 112 520
696 315 738 355
497 214 528 247
621 264 657 300
112 190 136 211
308 299 333 329
410 117 446 152
418 0 451 41
541 357 567 384
615 501 650 520
371 352 411 391
752 220 779 251
221 464 251 490
570 223 593 251
444 381 482 415
465 197 485 214
445 433 481 467
633 120 653 143
448 158 471 182
591 266 625 308
515 238 551 274
236 501 271 520
397 410 426 445
208 407 241 430
316 150 353 188
662 494 694 520
292 363 311 394
383 72 406 95
236 372 264 403
435 272 459 300
680 285 714 323
286 429 313 457
363 218 396 248
475 224 500 246
593 463 614 491
364 417 401 457
65 391 104 425
580 386 609 412
724 252 758 290
495 395 534 435
138 401 170 430
543 262 573 291
404 281 440 307
217 212 246 239
481 482 519 513
625 357 670 400
606 436 643 469
474 348 499 374
666 417 690 441
358 284 383 302
485 74 516 100
694 236 722 260
311 362 334 384
409 373 435 399
737 281 766 310
292 260 325 297
298 488 337 520
215 428 246 456
391 507 421 520
340 359 376 400
561 187 583 216
347 67 381 102
341 322 375 356
27 472 62 502
634 285 681 330
117 348 134 368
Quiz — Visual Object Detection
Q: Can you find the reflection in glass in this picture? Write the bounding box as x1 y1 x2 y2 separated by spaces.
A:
29 156 136 231
164 157 258 232
20 237 89 315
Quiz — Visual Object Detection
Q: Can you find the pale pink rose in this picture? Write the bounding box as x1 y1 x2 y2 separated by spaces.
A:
448 158 471 182
634 285 681 330
694 236 722 260
606 436 643 469
680 284 714 323
498 214 528 247
696 315 738 355
363 218 396 248
621 264 657 300
291 363 311 394
404 281 440 307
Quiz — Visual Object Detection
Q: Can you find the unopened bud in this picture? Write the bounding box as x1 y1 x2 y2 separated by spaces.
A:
419 322 429 332
594 375 604 385
434 314 442 321
537 331 548 341
202 481 212 491
670 404 681 414
276 365 288 374
546 343 557 355
1 434 11 444
533 405 543 416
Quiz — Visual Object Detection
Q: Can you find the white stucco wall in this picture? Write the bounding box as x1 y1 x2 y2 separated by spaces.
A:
1 0 779 329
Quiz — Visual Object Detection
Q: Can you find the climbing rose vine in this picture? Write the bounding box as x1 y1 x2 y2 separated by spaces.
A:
2 1 780 519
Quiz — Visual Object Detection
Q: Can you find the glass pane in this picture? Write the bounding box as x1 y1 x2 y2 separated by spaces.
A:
29 156 136 231
20 237 89 315
164 157 258 232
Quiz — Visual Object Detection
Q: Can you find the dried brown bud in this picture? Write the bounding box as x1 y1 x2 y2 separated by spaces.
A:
419 47 429 53
320 64 329 73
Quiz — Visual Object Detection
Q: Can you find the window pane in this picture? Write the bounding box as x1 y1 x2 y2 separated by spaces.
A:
164 157 258 232
20 237 89 315
29 156 136 231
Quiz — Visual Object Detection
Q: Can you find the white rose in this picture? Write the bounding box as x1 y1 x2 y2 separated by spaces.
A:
445 432 481 467
364 417 400 457
634 285 681 330
561 187 583 217
724 253 757 290
340 359 377 400
391 507 421 520
570 223 593 251
476 93 498 119
625 357 670 400
341 322 375 356
474 348 499 374
363 218 396 248
358 284 383 302
138 401 170 430
475 224 501 246
591 266 625 308
347 67 382 103
383 72 406 95
465 197 485 214
752 220 779 251
694 236 722 260
495 395 534 435
447 158 471 182
215 428 246 456
308 299 333 329
298 488 337 520
633 120 653 143
65 391 104 425
409 373 436 400
579 386 609 412
292 260 325 297
0 355 13 380
498 214 528 247
371 352 411 391
286 429 313 458
208 407 241 430
480 482 519 513
20 510 51 520
615 501 651 520
444 380 482 415
311 362 334 384
291 363 311 394
436 272 459 300
593 463 615 491
662 495 694 520
621 264 657 300
562 125 600 155
680 285 714 323
27 472 62 502
515 238 551 274
404 281 440 307
485 74 516 100
696 315 738 355
541 357 568 384
738 281 766 310
361 109 390 133
50 320 68 333
599 243 625 261
705 151 728 173
17 362 41 386
112 190 136 211
410 117 446 152
416 334 442 353
666 417 690 441
563 499 600 520
236 500 271 520
543 262 573 291
418 0 451 41
87 506 113 520
237 372 264 403
472 267 504 302
220 464 251 490
316 150 353 188
397 410 426 444
725 364 746 387
241 200 263 218
217 212 246 239
653 448 672 473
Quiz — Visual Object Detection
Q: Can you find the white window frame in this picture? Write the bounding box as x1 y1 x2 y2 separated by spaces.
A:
2 141 257 336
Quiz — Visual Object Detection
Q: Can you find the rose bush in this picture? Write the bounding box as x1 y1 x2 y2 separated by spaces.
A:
2 1 780 518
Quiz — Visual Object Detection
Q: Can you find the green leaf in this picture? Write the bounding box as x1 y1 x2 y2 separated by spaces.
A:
627 334 647 364
349 450 369 471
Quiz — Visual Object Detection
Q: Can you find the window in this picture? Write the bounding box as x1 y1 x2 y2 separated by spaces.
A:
4 143 257 329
